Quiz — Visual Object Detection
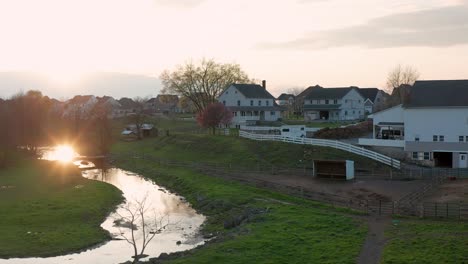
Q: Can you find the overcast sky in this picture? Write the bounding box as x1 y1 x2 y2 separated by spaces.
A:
1 0 467 98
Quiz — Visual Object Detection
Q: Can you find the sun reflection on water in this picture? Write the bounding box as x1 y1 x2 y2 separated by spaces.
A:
42 145 77 163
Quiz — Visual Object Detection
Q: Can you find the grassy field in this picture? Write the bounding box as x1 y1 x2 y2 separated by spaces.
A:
0 160 123 258
112 154 367 264
382 219 468 264
112 132 387 170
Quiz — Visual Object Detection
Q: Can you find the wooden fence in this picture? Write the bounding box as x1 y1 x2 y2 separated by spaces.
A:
111 153 467 220
239 131 401 169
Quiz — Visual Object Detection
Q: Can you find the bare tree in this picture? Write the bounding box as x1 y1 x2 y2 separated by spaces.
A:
160 58 251 112
115 196 169 263
385 64 420 107
386 64 420 91
128 97 149 140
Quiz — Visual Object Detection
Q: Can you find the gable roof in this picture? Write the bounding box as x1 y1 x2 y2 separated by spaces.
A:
405 80 468 107
297 85 321 98
305 87 355 100
358 88 380 102
231 84 275 99
277 93 295 100
118 98 139 109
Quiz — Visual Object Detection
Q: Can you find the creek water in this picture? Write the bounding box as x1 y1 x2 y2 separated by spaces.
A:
0 147 206 264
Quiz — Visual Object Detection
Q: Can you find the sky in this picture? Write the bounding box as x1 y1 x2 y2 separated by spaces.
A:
0 0 468 98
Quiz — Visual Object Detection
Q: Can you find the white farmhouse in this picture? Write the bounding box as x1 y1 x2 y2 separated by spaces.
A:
359 80 468 168
301 86 366 121
218 81 283 127
358 88 389 114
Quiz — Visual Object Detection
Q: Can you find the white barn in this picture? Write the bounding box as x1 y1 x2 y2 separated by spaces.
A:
360 80 468 168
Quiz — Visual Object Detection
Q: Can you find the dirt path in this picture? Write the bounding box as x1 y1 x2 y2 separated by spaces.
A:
357 216 391 264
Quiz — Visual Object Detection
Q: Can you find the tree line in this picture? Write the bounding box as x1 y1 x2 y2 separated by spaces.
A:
0 91 112 168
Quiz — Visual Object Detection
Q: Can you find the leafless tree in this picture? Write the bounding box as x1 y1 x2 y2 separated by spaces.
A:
128 97 149 140
115 196 169 263
386 64 420 91
385 64 420 107
160 58 251 112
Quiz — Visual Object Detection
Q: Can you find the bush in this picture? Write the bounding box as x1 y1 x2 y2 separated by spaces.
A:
314 120 372 139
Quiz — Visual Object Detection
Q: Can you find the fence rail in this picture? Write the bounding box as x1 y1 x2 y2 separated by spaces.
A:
111 153 467 220
239 131 401 169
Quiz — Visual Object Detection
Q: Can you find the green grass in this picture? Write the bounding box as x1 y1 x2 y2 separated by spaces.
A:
111 133 387 170
0 160 123 258
382 219 468 264
113 156 367 264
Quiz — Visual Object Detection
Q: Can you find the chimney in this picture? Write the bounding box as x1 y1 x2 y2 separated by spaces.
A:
262 80 266 89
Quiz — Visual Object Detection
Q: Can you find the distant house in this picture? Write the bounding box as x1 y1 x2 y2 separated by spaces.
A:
217 81 283 127
359 80 468 168
301 86 366 121
276 93 295 106
97 96 122 118
117 97 140 117
63 95 98 118
145 95 180 115
358 88 389 114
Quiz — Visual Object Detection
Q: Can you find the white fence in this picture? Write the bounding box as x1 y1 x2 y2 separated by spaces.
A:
239 131 401 169
358 138 405 148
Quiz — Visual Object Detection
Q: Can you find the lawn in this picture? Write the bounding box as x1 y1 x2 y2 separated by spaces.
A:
0 160 123 258
112 155 368 264
382 219 468 264
111 132 388 170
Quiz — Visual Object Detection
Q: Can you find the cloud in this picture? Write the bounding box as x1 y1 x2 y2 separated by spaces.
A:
262 4 468 49
153 0 206 8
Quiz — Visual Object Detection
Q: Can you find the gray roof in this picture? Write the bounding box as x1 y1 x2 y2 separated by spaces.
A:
405 80 468 107
358 88 380 102
118 98 139 109
232 84 275 99
304 87 355 99
277 93 295 100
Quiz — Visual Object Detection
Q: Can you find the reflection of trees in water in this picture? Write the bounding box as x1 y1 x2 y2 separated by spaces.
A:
159 192 197 217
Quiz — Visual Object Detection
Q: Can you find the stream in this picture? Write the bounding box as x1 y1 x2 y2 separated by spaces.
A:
0 147 206 264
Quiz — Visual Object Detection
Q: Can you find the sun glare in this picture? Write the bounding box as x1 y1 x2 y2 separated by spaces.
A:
51 145 76 163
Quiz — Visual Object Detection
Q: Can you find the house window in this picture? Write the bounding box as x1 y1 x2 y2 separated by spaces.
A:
334 99 338 104
358 110 361 114
258 100 262 106
439 135 444 142
235 91 237 94
250 100 253 106
345 99 348 103
266 100 269 106
225 91 228 94
237 100 241 106
415 137 420 142
271 111 276 115
353 110 355 114
223 100 226 105
424 152 430 160
466 136 468 142
460 136 464 142
345 111 348 115
358 100 361 103
433 135 438 142
412 152 418 159
325 100 329 105
241 111 246 116
233 112 238 116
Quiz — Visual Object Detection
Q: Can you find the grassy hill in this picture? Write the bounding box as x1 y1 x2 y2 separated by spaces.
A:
0 160 123 258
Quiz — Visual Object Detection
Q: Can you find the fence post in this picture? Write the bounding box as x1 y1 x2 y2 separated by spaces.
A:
379 200 382 215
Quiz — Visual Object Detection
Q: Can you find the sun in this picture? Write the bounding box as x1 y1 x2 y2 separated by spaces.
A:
51 145 77 163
